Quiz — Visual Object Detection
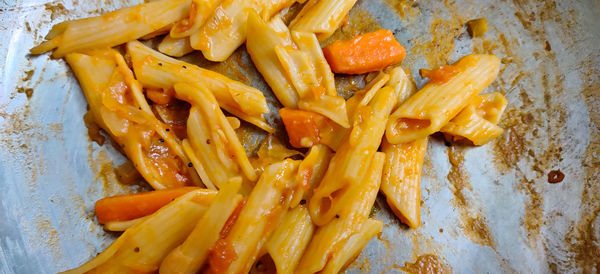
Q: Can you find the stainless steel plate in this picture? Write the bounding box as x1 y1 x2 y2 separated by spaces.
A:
1 0 599 273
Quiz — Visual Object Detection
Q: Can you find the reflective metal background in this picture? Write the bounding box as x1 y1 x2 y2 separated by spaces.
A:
1 0 599 273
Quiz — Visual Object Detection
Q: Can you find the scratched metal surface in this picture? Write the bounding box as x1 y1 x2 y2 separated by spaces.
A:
0 0 599 273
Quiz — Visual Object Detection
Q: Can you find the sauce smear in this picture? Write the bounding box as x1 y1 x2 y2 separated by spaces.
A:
419 65 459 84
397 254 452 274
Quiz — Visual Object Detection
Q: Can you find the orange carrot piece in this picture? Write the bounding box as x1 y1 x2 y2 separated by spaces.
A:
322 29 406 75
94 187 213 224
279 108 324 148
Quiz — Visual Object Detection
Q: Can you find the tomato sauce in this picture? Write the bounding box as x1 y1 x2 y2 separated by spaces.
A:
419 65 459 84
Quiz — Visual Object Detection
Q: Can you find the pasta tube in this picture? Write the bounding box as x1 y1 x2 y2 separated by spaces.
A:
265 205 315 274
61 190 215 274
190 0 296 61
169 0 223 38
441 92 508 145
246 12 298 108
127 41 274 133
381 138 428 228
246 12 349 128
103 216 147 232
160 177 243 274
158 35 194 57
344 71 390 120
208 159 300 274
321 218 382 274
291 31 336 95
31 0 191 58
275 42 349 128
296 152 384 273
309 85 397 225
65 49 200 189
386 54 501 144
289 0 358 41
379 67 429 228
290 144 333 207
177 83 258 188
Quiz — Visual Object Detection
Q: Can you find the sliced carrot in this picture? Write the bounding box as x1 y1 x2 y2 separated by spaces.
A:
279 108 324 148
322 29 406 75
94 187 213 224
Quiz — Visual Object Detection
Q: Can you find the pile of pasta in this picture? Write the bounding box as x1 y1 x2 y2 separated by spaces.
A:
31 0 506 273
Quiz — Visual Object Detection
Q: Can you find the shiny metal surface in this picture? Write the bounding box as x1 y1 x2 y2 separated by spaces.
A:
1 0 599 273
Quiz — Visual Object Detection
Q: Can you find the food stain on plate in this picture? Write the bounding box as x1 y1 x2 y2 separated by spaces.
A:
446 146 496 248
394 254 452 274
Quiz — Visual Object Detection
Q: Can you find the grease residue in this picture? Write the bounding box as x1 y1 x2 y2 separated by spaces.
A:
44 2 67 20
35 216 61 260
383 0 420 20
395 254 452 274
409 18 464 69
16 87 34 98
447 146 495 247
563 58 600 272
376 231 391 250
22 70 34 82
87 150 143 198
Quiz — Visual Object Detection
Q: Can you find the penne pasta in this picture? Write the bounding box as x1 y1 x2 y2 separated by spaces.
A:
61 190 215 274
441 92 508 145
31 0 191 58
169 0 223 38
207 159 301 274
246 12 299 108
103 216 148 232
139 24 174 40
309 85 397 225
291 31 336 95
381 137 428 228
176 82 258 188
296 152 384 273
386 54 501 144
379 66 428 228
160 177 243 274
127 41 274 133
181 139 218 190
246 12 349 128
475 92 507 124
279 71 397 151
279 107 347 150
265 205 315 274
28 0 512 270
321 218 382 274
290 144 333 207
65 49 200 189
190 0 296 61
289 0 358 41
158 35 194 57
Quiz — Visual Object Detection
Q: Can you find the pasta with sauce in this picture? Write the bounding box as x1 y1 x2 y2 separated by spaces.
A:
28 0 508 272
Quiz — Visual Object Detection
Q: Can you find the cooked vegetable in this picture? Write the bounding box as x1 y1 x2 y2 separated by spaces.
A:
467 18 487 38
279 108 347 150
322 29 406 74
94 187 216 224
279 108 323 148
64 190 216 274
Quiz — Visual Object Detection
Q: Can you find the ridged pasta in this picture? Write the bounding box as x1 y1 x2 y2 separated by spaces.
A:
386 54 501 144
